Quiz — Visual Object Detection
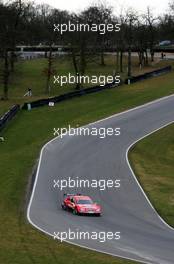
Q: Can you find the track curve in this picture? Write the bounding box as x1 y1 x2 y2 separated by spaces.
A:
27 95 174 264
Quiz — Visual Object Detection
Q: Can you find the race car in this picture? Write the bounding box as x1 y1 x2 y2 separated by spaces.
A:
61 193 101 216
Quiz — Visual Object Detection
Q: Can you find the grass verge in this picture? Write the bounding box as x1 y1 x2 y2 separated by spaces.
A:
0 61 174 263
129 123 174 227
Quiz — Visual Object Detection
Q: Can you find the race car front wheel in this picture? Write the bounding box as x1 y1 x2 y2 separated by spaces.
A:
95 213 101 217
61 204 67 210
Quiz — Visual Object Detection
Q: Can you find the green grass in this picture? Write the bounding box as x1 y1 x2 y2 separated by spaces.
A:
0 54 172 116
129 123 174 227
0 57 174 264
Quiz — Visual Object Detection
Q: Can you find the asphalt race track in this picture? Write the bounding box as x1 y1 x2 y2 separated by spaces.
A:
27 95 174 264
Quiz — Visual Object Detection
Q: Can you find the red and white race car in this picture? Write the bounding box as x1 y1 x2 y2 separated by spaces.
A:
61 193 101 216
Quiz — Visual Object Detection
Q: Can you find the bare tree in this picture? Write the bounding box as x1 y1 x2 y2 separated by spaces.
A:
43 45 56 94
144 7 158 62
126 9 137 78
9 0 23 72
3 49 10 100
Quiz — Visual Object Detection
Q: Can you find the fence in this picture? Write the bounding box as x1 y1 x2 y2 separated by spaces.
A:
0 105 20 131
22 65 172 110
125 66 172 84
22 80 122 110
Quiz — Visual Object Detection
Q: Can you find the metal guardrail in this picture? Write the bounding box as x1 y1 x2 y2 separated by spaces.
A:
22 65 172 110
125 66 172 84
0 105 20 131
22 80 123 110
0 66 171 134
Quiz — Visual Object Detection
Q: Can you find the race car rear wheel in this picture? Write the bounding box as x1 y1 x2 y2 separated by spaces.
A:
73 208 78 215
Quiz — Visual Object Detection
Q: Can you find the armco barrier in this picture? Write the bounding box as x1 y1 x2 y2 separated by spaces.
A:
22 80 123 110
125 66 172 84
0 105 20 131
22 65 172 110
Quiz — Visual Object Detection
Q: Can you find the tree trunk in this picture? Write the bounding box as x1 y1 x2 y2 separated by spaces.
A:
116 50 119 73
10 0 22 73
71 48 80 90
79 41 86 89
138 51 142 65
150 49 154 62
128 18 133 78
3 50 9 100
100 38 105 66
120 51 123 73
45 47 52 94
10 50 15 72
145 49 149 65
128 48 132 78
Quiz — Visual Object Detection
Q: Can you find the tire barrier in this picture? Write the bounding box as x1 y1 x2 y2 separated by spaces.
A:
125 66 172 84
0 104 20 131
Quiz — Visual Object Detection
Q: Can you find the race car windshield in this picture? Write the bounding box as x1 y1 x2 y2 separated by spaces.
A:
76 199 93 204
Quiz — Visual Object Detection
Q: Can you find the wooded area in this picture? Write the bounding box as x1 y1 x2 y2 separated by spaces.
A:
0 0 174 99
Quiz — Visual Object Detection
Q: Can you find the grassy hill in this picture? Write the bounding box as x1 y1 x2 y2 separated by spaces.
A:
0 56 174 264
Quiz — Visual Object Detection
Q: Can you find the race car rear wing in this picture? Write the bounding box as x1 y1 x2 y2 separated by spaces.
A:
63 193 82 197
